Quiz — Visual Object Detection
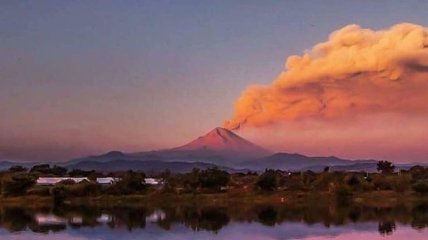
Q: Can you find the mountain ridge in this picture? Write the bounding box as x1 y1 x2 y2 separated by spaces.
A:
2 127 425 172
58 127 423 172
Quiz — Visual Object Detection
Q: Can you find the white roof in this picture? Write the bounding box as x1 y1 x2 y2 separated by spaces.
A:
36 177 162 185
145 178 162 185
36 177 89 185
96 177 117 184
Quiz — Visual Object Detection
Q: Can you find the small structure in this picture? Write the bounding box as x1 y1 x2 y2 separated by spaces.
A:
144 178 163 185
36 177 89 185
36 176 163 186
96 177 117 185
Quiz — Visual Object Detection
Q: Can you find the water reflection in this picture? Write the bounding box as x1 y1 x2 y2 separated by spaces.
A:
0 202 426 239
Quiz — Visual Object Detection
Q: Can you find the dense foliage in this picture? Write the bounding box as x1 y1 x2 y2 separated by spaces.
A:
256 170 279 191
1 173 37 196
0 162 428 200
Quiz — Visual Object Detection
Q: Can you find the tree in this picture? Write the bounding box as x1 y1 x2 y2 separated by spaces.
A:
346 175 360 187
29 164 67 176
30 164 50 173
69 169 95 177
410 166 428 180
50 165 68 176
198 168 230 190
8 165 27 172
64 180 102 197
108 171 146 195
182 168 201 190
256 170 278 191
52 186 67 204
2 173 36 196
412 181 428 194
377 161 395 174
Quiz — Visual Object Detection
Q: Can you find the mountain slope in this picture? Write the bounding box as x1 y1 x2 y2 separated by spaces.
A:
67 159 243 173
245 152 378 171
171 127 270 157
60 127 426 172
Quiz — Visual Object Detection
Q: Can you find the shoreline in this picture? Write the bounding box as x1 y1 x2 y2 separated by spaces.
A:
1 191 427 209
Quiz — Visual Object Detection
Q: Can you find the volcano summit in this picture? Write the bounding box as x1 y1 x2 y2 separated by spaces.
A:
171 127 270 158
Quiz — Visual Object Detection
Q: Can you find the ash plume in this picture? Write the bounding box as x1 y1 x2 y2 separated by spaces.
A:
224 23 428 129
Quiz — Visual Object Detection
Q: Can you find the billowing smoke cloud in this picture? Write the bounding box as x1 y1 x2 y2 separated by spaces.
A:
224 23 428 129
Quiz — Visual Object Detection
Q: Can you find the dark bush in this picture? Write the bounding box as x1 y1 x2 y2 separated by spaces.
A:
335 185 352 204
412 181 428 194
198 168 230 190
345 175 361 189
29 164 67 176
107 171 145 195
377 161 395 174
256 170 278 191
67 181 102 197
2 174 37 196
8 166 27 172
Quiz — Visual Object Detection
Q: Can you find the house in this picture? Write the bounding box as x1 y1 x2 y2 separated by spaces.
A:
96 177 117 185
36 176 163 186
144 178 163 185
36 177 89 185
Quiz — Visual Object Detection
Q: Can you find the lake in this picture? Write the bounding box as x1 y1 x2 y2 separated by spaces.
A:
0 202 426 240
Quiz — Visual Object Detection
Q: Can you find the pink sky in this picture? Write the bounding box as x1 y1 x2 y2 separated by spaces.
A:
2 2 428 163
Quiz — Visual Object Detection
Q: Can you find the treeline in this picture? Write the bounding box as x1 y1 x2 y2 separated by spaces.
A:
253 162 428 196
0 165 148 198
1 161 428 200
0 165 233 199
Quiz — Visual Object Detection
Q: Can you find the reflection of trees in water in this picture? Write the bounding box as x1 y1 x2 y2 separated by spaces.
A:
182 207 230 233
0 208 35 232
348 207 361 223
412 204 428 229
53 204 102 228
257 206 277 226
378 221 396 235
198 207 230 233
0 202 427 235
106 207 147 231
29 223 66 233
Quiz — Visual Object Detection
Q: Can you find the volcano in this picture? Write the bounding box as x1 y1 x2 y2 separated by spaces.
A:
171 127 270 158
65 127 385 172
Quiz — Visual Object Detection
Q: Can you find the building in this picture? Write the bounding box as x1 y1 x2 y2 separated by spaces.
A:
36 177 89 185
36 176 163 186
144 178 163 185
95 177 117 185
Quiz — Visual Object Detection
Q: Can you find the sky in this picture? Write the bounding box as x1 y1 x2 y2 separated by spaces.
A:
1 0 428 162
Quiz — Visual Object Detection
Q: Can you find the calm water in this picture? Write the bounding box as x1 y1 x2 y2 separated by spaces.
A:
0 203 427 240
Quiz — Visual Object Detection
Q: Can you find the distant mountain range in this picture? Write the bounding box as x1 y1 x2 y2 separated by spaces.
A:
0 127 426 172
